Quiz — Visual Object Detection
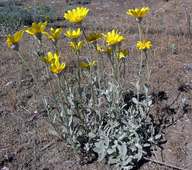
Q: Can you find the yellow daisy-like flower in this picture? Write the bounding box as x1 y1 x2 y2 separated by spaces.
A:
103 29 124 46
25 21 47 38
43 27 62 42
96 45 112 55
136 40 152 51
6 30 24 50
116 49 129 60
127 7 150 21
86 32 102 43
69 41 84 51
49 53 66 74
64 7 89 24
42 51 57 64
65 28 82 39
80 60 96 69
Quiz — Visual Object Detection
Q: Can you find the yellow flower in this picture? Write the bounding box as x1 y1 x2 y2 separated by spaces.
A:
136 40 152 51
103 30 124 46
65 28 81 39
69 41 84 51
80 60 96 69
64 7 89 24
43 27 62 42
42 51 57 64
86 32 102 43
127 7 150 21
96 45 112 55
6 30 24 50
49 53 66 74
116 49 129 60
25 21 47 37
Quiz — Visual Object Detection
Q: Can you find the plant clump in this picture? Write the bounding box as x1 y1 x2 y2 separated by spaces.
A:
6 5 164 170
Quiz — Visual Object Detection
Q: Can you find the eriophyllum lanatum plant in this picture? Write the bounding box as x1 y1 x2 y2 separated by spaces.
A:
6 5 163 170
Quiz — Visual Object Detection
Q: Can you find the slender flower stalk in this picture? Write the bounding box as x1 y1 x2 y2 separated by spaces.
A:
137 23 144 107
144 51 151 83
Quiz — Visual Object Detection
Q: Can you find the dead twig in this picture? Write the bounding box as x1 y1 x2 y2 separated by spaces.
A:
40 140 55 151
144 157 187 170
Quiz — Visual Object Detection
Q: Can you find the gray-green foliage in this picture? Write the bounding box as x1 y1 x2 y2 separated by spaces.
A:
44 71 162 169
0 5 31 35
0 3 56 35
29 4 56 22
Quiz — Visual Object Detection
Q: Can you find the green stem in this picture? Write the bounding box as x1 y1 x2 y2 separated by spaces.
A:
144 51 150 84
136 22 143 110
89 68 96 110
137 22 142 41
76 51 81 95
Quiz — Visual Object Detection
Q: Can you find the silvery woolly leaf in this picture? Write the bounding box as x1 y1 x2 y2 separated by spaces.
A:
132 97 139 104
94 140 108 161
118 133 127 141
88 132 96 138
62 126 68 134
112 140 118 148
143 143 151 147
68 115 73 127
98 150 107 161
117 142 127 158
108 157 119 165
148 137 154 143
122 156 133 166
134 143 143 161
107 148 116 155
148 99 152 106
122 165 134 170
53 113 57 123
155 134 162 140
143 84 149 94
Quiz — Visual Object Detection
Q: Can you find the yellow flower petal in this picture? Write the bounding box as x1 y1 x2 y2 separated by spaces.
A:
69 41 84 50
6 30 24 49
103 29 124 46
136 40 152 51
65 28 81 39
48 52 66 74
64 7 89 23
25 21 47 36
44 27 62 41
116 49 129 60
127 7 150 20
